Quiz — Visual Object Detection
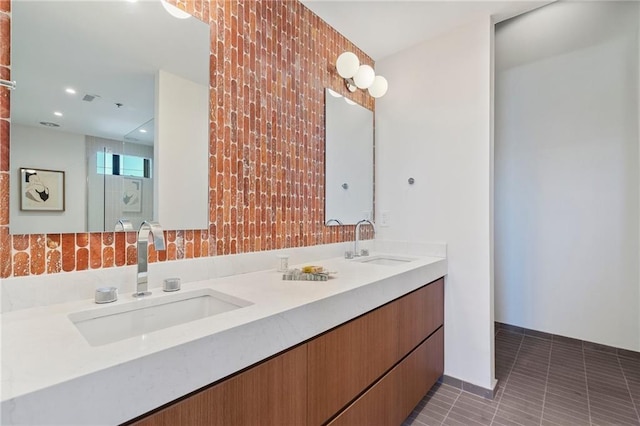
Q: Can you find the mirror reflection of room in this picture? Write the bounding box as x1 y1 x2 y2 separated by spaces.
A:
9 0 209 234
324 88 374 225
87 120 154 232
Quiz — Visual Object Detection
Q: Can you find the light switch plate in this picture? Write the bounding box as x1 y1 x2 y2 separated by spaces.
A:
380 211 390 227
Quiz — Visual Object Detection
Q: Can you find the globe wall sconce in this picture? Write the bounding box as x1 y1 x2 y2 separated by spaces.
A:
336 52 388 98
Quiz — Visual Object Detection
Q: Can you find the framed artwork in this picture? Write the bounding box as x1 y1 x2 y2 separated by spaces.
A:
122 177 142 213
20 168 65 211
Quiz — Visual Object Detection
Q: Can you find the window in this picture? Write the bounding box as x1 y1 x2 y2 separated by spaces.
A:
97 152 152 178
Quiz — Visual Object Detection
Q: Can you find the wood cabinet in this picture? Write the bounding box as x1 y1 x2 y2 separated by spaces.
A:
327 328 444 426
306 301 399 425
399 327 444 420
397 280 444 357
131 344 307 426
308 278 444 425
129 277 444 426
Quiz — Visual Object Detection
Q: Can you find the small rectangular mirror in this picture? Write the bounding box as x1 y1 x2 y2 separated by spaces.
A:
324 89 374 225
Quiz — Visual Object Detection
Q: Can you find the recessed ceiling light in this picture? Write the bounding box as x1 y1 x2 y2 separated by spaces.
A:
53 111 63 117
139 129 147 133
65 88 76 95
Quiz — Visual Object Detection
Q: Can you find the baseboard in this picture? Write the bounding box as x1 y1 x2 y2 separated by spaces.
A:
440 324 640 402
495 322 640 360
438 375 498 400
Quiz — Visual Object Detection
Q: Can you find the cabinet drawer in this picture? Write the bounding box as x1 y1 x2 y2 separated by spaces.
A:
307 302 399 425
397 278 444 357
131 344 307 426
308 279 444 425
328 327 444 426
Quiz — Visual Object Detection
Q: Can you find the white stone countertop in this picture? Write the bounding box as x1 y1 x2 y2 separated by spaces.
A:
1 252 447 425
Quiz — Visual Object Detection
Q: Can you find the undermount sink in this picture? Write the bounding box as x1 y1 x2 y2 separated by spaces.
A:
353 255 417 266
69 288 253 346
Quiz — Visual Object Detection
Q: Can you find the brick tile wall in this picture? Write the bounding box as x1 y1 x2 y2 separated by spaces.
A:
0 0 374 279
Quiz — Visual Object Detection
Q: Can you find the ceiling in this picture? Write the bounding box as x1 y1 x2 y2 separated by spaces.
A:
300 0 553 60
12 0 552 144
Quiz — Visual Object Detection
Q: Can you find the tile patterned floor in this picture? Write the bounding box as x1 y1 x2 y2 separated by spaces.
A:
403 328 640 426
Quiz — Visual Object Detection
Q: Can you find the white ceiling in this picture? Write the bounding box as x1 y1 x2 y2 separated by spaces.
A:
300 0 553 60
13 0 552 144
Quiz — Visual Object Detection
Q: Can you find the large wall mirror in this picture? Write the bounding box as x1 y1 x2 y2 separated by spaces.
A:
324 89 374 225
9 0 209 234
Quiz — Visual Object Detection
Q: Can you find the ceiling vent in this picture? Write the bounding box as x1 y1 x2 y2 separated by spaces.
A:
82 94 100 102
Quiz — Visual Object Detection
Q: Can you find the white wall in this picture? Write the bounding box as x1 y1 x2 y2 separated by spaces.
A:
155 70 209 230
10 125 87 234
376 18 495 390
495 2 640 351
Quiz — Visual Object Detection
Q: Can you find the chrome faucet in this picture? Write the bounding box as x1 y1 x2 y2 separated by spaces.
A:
354 219 375 257
134 221 166 297
114 218 134 232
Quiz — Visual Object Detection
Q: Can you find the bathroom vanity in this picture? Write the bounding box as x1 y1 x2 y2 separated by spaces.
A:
1 249 446 425
130 278 443 425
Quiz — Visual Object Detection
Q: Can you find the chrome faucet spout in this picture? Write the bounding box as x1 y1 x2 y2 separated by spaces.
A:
114 218 134 232
354 219 375 256
134 221 166 297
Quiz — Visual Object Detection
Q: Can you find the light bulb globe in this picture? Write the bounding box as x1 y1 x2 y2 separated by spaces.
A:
336 52 359 79
368 76 388 98
160 0 191 19
353 65 375 89
327 88 342 98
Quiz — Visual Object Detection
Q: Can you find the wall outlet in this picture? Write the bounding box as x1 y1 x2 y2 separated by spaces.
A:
380 211 390 227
